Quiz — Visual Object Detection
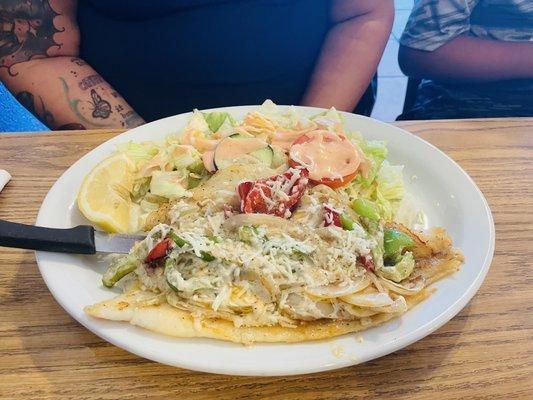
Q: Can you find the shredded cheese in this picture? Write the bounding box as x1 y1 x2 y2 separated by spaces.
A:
133 182 382 327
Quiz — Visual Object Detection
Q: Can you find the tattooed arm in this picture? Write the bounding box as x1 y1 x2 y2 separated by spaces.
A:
0 0 144 129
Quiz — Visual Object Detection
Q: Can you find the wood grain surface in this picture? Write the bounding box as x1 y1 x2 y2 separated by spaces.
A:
0 119 532 400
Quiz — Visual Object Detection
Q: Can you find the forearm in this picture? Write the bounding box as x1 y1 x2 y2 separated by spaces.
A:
399 35 533 82
0 57 144 130
301 2 393 112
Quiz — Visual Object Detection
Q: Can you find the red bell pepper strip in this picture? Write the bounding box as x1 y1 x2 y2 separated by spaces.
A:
358 254 375 272
145 238 172 264
237 168 309 218
324 205 342 227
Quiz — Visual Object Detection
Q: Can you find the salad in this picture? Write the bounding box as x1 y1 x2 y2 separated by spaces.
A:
82 101 464 344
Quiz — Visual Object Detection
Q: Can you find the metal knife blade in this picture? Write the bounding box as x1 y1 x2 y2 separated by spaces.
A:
94 231 146 254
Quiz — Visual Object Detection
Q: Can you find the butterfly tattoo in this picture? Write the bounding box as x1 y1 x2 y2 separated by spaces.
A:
90 89 112 119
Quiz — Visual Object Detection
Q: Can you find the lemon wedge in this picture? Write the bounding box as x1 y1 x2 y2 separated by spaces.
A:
77 153 138 233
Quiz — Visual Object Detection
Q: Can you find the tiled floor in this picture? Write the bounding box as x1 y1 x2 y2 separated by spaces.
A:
371 0 413 122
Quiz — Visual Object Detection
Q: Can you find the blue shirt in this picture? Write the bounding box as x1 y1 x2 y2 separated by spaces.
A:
77 0 330 121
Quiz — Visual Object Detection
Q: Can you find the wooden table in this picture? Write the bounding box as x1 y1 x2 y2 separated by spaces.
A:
1 119 532 400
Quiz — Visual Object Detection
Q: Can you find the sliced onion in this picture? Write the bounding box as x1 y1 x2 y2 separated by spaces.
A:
340 292 394 308
248 281 272 303
368 272 386 293
282 293 317 320
306 276 371 299
370 296 408 314
284 292 304 308
341 305 380 318
212 286 230 312
379 276 426 295
309 184 344 202
315 301 335 317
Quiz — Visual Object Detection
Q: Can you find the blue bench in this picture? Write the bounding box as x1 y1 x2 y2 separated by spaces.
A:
0 83 48 132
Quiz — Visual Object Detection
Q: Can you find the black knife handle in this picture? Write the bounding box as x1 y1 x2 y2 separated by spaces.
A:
0 219 96 254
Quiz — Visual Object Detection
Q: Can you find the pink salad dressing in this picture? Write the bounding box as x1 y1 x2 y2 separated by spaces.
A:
289 130 361 181
202 150 216 172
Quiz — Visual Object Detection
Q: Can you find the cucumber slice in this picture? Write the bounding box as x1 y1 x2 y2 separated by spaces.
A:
214 137 272 170
229 133 253 139
249 146 274 166
271 146 288 168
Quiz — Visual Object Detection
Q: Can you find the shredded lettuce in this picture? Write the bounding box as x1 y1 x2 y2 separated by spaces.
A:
374 189 394 222
203 111 236 133
310 107 344 124
351 138 388 187
120 101 407 225
214 116 234 137
186 110 211 136
149 170 190 199
363 141 388 185
168 145 202 170
117 141 159 168
167 145 208 186
128 143 206 203
342 137 404 221
131 177 151 202
257 99 302 129
376 161 404 202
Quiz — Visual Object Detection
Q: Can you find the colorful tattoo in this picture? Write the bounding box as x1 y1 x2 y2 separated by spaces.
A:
0 0 62 75
59 77 109 128
16 90 54 126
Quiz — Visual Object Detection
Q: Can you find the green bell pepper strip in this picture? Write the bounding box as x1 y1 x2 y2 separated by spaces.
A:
339 213 355 231
164 259 181 293
166 278 180 293
168 231 188 247
168 231 215 261
102 255 137 288
378 251 415 282
351 198 380 221
383 228 414 260
200 251 215 262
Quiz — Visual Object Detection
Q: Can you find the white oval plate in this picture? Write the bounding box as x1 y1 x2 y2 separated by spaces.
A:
35 106 494 376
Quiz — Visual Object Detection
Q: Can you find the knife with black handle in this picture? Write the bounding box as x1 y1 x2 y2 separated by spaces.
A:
0 219 143 254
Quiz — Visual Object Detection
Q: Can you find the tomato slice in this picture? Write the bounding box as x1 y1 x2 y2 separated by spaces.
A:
237 168 309 218
289 131 361 189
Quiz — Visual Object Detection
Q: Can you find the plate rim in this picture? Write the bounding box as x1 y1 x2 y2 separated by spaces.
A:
35 105 495 376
